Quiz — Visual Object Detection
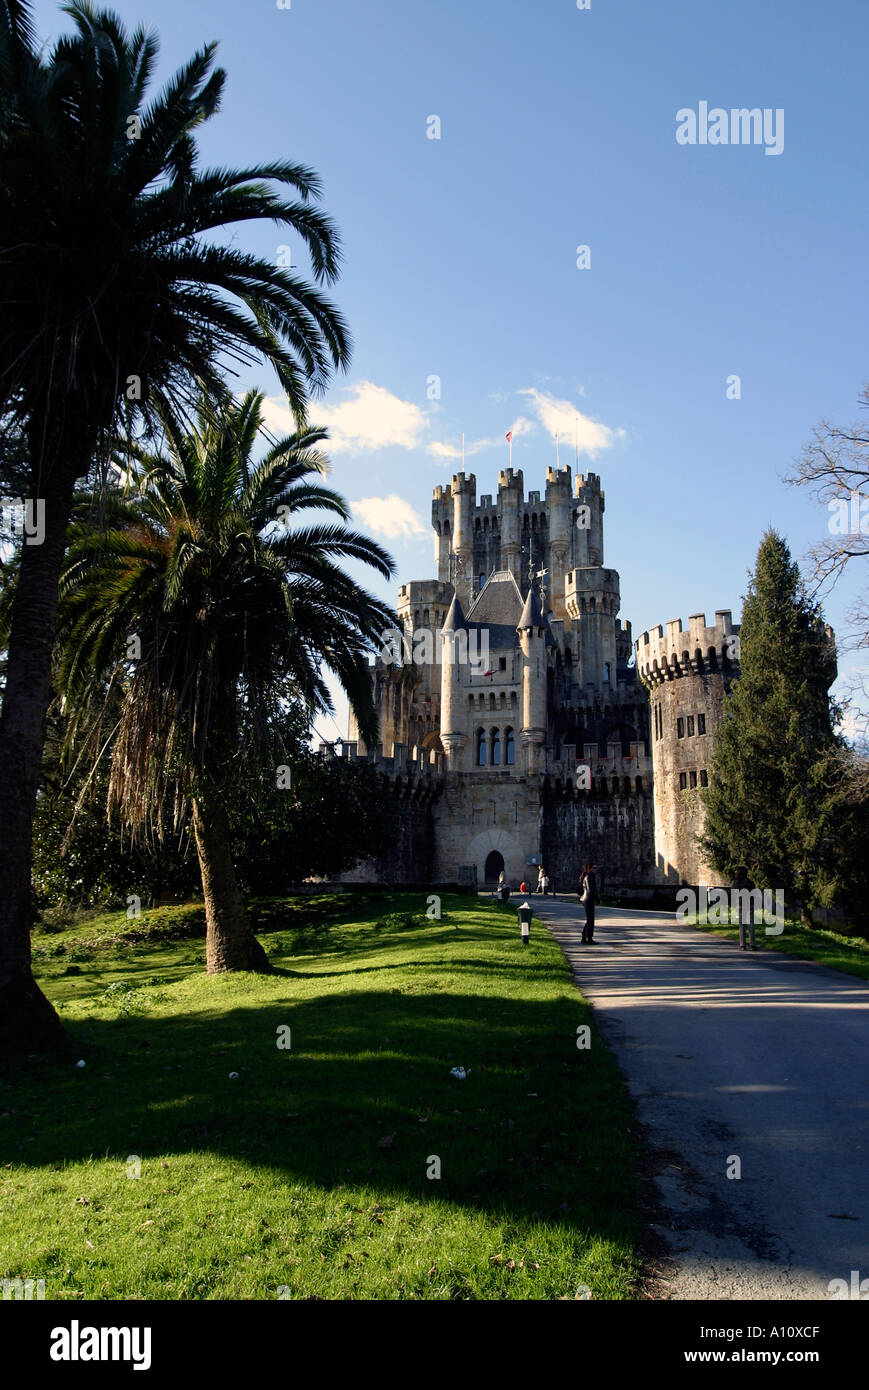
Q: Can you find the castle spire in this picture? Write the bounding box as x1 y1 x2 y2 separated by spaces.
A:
517 585 546 631
442 592 468 632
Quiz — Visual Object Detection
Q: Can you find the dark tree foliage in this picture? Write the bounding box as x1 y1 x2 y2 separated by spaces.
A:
701 530 840 911
235 752 399 896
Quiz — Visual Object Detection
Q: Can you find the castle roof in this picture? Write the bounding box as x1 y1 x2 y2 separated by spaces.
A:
442 592 468 632
466 571 523 626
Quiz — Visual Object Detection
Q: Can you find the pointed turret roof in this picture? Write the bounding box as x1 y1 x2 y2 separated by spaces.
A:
518 586 546 631
442 592 467 632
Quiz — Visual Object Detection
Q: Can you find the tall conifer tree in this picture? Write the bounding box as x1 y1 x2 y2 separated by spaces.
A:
701 530 839 910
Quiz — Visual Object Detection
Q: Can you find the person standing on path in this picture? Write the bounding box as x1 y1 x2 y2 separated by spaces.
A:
731 865 758 951
579 862 598 943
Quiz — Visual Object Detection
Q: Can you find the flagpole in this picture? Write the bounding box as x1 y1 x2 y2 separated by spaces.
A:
556 429 559 469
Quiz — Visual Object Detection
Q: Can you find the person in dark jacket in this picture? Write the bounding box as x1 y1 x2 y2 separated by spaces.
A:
731 866 758 950
579 862 598 943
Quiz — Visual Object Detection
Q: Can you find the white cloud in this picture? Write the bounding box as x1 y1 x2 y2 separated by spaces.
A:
518 388 624 457
427 416 534 462
351 494 427 539
262 381 427 455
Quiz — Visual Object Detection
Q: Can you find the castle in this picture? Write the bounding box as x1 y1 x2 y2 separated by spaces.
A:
329 464 741 895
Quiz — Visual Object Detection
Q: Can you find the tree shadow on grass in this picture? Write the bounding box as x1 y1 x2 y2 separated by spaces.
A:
0 986 637 1248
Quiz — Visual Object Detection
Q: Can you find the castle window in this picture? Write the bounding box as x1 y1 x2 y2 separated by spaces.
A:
489 693 496 710
700 769 708 787
689 770 697 788
677 717 685 738
679 772 687 790
499 657 507 671
491 728 501 766
698 713 706 735
604 662 611 683
479 574 486 592
476 729 486 766
505 727 515 765
686 715 695 736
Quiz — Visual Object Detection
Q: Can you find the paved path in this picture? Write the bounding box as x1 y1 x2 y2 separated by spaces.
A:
534 898 869 1300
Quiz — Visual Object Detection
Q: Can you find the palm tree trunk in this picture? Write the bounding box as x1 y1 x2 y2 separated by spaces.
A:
191 792 270 974
0 470 75 1052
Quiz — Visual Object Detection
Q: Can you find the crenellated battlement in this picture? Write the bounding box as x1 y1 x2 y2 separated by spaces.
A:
546 464 572 486
432 464 605 528
497 466 524 492
635 610 741 687
450 471 476 494
318 739 444 791
542 735 653 796
575 471 603 501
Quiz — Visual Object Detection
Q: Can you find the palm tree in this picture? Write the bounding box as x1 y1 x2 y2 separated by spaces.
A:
0 2 350 1043
55 389 396 973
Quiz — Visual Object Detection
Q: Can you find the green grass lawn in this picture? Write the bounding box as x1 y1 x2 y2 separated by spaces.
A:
0 893 639 1301
683 912 869 981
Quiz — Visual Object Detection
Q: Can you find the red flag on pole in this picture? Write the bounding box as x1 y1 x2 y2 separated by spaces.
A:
505 431 512 443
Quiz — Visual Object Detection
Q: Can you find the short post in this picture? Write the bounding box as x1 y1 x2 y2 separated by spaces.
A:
517 900 533 946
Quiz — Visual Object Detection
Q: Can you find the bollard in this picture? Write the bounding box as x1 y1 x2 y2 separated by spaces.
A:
517 900 533 945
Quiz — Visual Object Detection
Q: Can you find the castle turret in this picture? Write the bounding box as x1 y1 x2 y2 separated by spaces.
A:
545 465 572 621
566 566 620 691
451 472 476 609
573 472 604 569
497 467 523 588
432 482 452 584
517 587 548 775
636 610 741 886
440 592 469 772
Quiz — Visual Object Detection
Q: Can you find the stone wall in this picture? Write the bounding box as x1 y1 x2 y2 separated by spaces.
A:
541 784 655 893
338 774 439 885
431 771 543 886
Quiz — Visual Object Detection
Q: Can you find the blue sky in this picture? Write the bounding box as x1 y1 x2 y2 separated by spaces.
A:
34 0 869 739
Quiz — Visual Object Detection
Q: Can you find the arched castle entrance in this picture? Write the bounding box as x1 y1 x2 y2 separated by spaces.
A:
466 829 525 887
484 850 505 883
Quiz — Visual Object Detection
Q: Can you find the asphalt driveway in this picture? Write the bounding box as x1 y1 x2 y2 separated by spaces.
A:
535 899 869 1300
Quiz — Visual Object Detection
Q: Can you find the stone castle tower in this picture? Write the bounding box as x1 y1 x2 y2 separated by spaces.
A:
635 613 742 886
339 463 740 894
